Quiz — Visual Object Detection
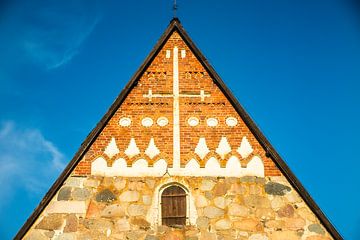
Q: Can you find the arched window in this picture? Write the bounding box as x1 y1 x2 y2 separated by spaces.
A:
161 185 187 226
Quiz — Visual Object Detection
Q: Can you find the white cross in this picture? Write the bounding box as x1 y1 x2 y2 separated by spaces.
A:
143 47 210 169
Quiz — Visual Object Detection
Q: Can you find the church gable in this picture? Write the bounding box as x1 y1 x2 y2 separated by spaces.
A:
17 19 341 240
75 30 279 178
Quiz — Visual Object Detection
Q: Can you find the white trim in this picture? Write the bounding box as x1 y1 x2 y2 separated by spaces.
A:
91 156 265 177
173 46 181 169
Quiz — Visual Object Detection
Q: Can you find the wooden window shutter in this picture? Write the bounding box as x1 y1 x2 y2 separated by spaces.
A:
161 185 187 226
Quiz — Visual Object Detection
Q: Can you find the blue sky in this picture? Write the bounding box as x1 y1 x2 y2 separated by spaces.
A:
0 0 359 239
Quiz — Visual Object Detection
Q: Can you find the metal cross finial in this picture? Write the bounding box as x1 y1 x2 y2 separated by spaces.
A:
173 0 178 18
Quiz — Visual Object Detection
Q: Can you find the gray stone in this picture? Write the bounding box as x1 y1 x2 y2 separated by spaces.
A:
65 177 83 187
215 219 231 230
24 230 48 240
265 182 291 196
128 204 145 216
101 204 125 218
35 214 64 230
204 206 224 218
57 187 72 201
196 216 209 229
200 179 216 191
72 188 91 201
119 190 140 202
308 224 325 235
228 203 249 217
95 189 116 202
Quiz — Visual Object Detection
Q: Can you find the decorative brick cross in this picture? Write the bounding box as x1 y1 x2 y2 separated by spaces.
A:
143 46 210 169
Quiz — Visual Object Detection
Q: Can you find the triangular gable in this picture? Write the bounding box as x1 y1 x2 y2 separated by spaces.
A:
15 18 342 239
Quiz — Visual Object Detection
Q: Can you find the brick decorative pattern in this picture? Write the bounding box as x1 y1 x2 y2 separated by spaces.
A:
74 32 280 176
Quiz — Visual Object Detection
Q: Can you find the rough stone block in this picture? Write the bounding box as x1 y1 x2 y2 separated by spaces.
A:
57 187 72 201
277 204 294 218
284 217 306 230
215 219 232 230
119 190 140 202
114 178 127 190
64 214 78 233
228 203 249 217
95 189 116 202
35 214 64 230
72 188 91 201
200 179 216 191
46 201 87 214
116 218 131 231
265 182 291 196
128 204 145 216
308 224 325 235
101 204 125 218
24 230 48 240
203 206 224 218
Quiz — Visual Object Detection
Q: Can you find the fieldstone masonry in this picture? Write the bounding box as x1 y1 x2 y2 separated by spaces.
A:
25 176 332 239
20 19 338 239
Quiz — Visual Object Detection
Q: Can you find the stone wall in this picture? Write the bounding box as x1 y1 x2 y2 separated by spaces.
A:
24 175 333 240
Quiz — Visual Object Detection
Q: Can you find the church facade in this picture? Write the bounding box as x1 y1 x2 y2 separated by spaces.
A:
17 19 341 240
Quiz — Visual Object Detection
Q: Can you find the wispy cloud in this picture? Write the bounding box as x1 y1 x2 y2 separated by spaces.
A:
0 121 66 209
0 0 101 77
21 3 100 70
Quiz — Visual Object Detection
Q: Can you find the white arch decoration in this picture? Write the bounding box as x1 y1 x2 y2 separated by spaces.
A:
91 156 265 177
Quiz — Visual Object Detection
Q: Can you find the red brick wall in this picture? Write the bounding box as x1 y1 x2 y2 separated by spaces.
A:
74 31 280 176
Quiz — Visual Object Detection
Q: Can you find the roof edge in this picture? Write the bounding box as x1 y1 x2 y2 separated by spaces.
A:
173 21 343 240
14 19 179 240
15 18 343 240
